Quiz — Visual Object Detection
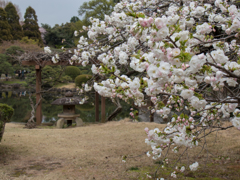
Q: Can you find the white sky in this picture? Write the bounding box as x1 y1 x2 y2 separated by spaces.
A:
10 0 90 27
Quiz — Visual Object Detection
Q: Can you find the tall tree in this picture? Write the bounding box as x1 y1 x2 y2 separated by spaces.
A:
0 7 12 42
0 0 22 21
5 2 23 40
78 0 114 22
22 6 43 46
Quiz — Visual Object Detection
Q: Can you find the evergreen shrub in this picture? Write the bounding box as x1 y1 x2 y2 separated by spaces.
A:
65 66 81 80
75 74 92 87
5 45 24 55
0 103 14 142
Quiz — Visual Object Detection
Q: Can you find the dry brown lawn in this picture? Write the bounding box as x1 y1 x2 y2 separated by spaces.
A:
0 119 162 180
56 83 76 89
0 120 240 180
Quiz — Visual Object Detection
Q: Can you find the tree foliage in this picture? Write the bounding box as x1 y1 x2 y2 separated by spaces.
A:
26 65 72 88
0 54 14 75
4 2 23 40
42 23 77 48
0 0 22 21
0 7 12 42
5 45 24 56
70 16 80 23
78 0 114 22
5 45 24 65
22 6 43 47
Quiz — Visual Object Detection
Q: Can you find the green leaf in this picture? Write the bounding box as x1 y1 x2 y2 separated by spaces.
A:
186 126 191 134
137 13 145 18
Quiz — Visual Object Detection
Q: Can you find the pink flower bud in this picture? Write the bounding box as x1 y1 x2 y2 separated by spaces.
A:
210 77 216 82
144 127 149 133
147 17 153 25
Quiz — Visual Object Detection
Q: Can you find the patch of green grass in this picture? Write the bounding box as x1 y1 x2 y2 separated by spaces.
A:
129 167 139 171
2 79 27 86
53 83 68 88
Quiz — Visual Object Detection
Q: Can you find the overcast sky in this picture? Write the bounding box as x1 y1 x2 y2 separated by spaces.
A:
10 0 90 27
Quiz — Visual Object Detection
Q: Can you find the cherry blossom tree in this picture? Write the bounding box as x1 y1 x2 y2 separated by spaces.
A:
46 0 240 178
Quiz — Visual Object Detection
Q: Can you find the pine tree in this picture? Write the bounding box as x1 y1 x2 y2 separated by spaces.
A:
22 6 43 46
0 7 13 42
4 2 23 40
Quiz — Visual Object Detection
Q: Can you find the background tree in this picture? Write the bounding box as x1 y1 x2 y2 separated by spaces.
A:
0 0 22 21
4 2 23 40
26 65 72 88
41 23 51 31
0 54 14 79
42 23 76 48
70 16 80 23
22 6 43 47
0 7 12 42
5 45 24 67
78 0 114 23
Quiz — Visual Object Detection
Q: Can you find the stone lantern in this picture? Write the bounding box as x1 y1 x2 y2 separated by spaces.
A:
51 91 83 128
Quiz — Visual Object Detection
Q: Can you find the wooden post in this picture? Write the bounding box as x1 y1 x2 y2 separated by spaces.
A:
35 65 42 125
101 96 106 123
95 92 99 122
150 101 154 122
